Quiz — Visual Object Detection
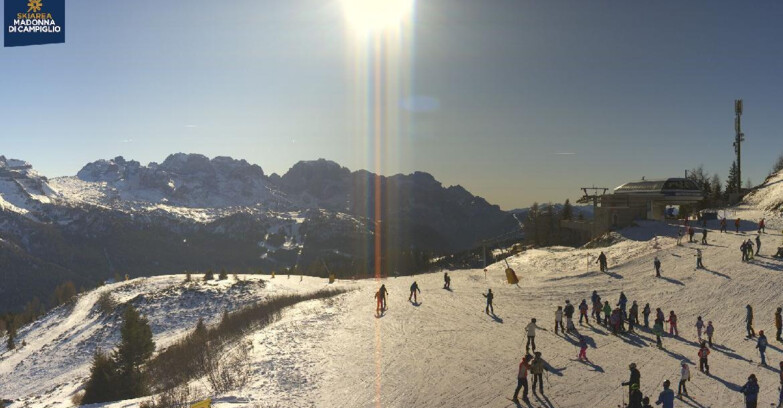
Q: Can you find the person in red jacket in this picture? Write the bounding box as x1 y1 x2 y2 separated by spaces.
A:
698 341 710 375
512 354 531 402
667 311 679 337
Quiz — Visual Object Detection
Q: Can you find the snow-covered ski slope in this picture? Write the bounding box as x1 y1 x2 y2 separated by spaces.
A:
3 190 783 407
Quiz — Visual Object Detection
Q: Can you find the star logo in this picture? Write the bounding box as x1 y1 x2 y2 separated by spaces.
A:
27 0 43 12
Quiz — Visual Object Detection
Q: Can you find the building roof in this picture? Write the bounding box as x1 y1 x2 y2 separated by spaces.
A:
614 178 702 195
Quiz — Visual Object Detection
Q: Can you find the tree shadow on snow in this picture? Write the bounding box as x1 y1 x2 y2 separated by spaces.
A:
659 276 685 286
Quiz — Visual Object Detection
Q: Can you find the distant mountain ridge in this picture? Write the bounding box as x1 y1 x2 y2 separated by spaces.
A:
0 153 519 311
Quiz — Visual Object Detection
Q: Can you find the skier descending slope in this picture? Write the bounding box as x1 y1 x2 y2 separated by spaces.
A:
695 316 704 341
596 251 608 272
525 318 544 353
511 354 531 403
695 249 704 269
698 341 710 374
621 362 641 401
739 374 759 408
408 281 420 304
756 330 768 366
483 289 494 315
655 380 675 408
677 361 690 398
746 305 756 338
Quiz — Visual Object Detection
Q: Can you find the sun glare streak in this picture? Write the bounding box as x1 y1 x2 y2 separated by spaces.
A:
341 1 415 406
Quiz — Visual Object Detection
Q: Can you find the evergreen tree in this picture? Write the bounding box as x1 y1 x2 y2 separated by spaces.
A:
772 153 783 175
6 326 14 351
709 174 722 206
725 161 739 197
561 199 573 221
218 269 228 280
114 305 155 398
525 202 540 245
203 270 214 281
82 350 120 404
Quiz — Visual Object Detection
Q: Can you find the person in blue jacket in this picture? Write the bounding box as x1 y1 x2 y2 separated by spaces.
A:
740 374 759 408
655 379 674 408
756 331 768 366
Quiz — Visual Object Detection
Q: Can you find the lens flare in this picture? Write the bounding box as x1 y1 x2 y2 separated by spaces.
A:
341 0 414 32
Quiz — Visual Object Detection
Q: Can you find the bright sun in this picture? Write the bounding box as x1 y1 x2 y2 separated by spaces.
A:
341 0 414 32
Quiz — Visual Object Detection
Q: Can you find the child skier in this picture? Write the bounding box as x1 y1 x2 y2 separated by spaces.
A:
579 299 589 325
667 311 679 337
525 318 543 352
695 249 704 269
628 301 639 333
653 319 664 348
512 354 531 402
603 301 612 328
678 361 691 398
740 374 759 408
578 334 588 361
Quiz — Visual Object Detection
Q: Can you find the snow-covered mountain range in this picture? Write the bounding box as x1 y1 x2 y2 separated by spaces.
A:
0 154 518 312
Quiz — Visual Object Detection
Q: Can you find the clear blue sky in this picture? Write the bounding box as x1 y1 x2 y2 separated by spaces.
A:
2 1 782 209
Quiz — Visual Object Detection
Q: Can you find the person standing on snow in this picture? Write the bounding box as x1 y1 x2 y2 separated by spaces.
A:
746 239 755 260
654 256 661 277
530 351 547 395
511 354 531 402
596 251 608 272
483 289 494 315
701 228 708 245
653 319 665 348
628 301 639 333
746 305 756 338
408 281 421 303
688 226 695 243
593 297 603 325
695 316 705 341
695 249 704 269
676 229 683 246
759 218 766 234
579 299 589 325
555 306 564 335
564 300 575 332
628 384 643 408
740 374 759 408
742 240 749 262
705 321 715 347
775 307 782 342
622 363 641 402
666 311 679 337
655 380 675 408
379 284 389 311
678 361 691 398
698 341 710 374
642 303 651 328
374 290 383 314
735 217 741 233
525 318 544 352
619 292 628 315
757 330 769 366
578 334 588 361
655 308 665 325
603 301 612 328
720 217 727 233
756 234 761 255
443 272 451 289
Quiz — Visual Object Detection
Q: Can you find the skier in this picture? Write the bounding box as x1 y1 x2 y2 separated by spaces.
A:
379 284 389 311
655 380 675 408
611 307 622 335
603 301 612 328
512 354 531 402
678 361 690 398
525 318 543 352
739 374 759 408
654 256 661 277
695 316 705 341
578 299 589 325
593 297 603 325
628 383 643 408
676 229 683 246
705 321 715 347
720 217 727 233
564 300 575 332
755 234 761 255
483 289 494 315
695 249 704 269
577 334 588 361
408 281 420 303
443 272 451 289
628 301 639 333
622 363 641 401
666 311 678 337
374 290 383 314
555 306 564 335
596 251 608 272
778 361 783 408
756 330 768 366
698 341 710 374
530 351 546 395
619 291 628 315
775 307 782 342
742 240 749 262
642 303 651 328
642 396 653 408
759 218 766 234
701 228 708 244
746 305 756 338
653 319 664 348
735 217 741 233
655 308 665 326
688 226 695 243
